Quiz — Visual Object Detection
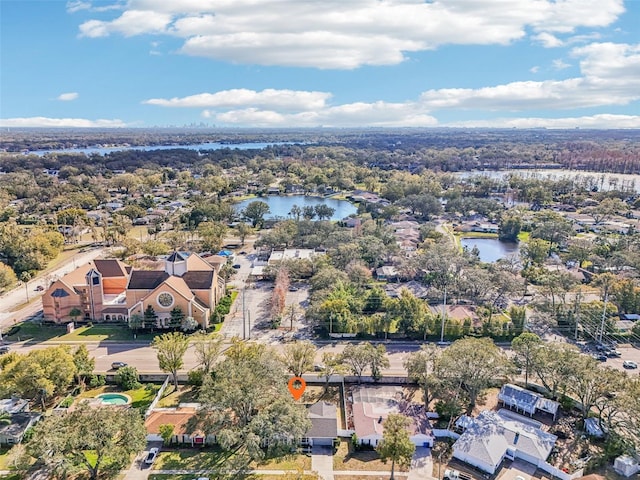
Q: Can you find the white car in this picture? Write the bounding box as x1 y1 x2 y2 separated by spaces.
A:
623 360 638 369
145 447 159 465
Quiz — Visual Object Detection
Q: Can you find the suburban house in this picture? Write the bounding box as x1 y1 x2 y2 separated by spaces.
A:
267 248 320 265
42 252 225 329
145 407 211 446
0 412 42 446
498 384 560 420
303 401 338 447
452 410 557 475
350 386 434 448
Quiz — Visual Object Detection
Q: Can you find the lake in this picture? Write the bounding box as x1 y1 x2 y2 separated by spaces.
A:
28 142 293 156
460 237 520 263
235 195 357 221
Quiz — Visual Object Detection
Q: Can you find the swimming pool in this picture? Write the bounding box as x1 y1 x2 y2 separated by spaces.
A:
96 393 131 406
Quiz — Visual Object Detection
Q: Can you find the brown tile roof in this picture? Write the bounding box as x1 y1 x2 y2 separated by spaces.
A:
59 263 93 289
182 271 214 290
145 407 198 435
186 253 214 271
94 259 128 278
128 271 169 290
163 276 195 301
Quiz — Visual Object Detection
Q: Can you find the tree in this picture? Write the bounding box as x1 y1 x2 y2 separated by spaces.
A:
152 332 190 389
115 365 141 390
317 352 346 393
242 201 271 228
530 343 581 399
143 305 158 330
192 331 223 374
0 346 77 402
281 341 316 377
159 424 175 446
437 337 510 412
340 343 372 383
181 316 199 332
197 221 227 252
73 344 95 391
169 306 185 330
69 307 82 324
367 343 390 382
498 212 522 242
0 262 17 290
314 204 336 220
404 344 441 408
377 414 416 480
198 345 311 463
128 313 143 335
236 223 254 245
583 197 627 225
511 332 542 388
26 403 146 480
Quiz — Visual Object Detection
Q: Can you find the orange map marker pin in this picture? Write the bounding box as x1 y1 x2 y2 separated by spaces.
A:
288 377 306 401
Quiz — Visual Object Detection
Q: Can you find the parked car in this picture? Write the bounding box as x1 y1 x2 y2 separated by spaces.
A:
313 364 325 372
623 360 638 369
232 264 241 269
111 361 127 370
0 346 9 355
594 354 608 362
145 447 159 465
35 285 44 291
606 350 622 357
288 286 299 292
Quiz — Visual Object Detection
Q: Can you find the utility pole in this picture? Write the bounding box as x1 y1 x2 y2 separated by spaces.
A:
440 284 447 343
574 289 582 341
247 311 251 339
598 292 608 344
242 286 246 339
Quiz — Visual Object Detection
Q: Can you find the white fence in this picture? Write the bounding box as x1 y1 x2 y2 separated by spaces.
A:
432 429 460 440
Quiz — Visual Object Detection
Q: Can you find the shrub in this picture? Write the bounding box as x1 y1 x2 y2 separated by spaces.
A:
88 374 106 388
187 368 205 387
58 396 74 408
115 366 141 390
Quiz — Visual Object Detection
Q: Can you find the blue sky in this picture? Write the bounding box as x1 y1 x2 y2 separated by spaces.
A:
1 0 639 128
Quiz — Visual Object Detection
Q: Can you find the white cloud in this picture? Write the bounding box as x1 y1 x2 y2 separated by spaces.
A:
66 1 91 13
144 89 332 111
532 32 563 48
57 92 79 101
77 0 626 69
0 117 127 128
530 66 540 74
420 42 640 111
552 59 571 70
448 114 640 129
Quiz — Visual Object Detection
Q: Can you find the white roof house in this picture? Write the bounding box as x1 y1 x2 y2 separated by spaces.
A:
452 410 557 475
498 384 560 419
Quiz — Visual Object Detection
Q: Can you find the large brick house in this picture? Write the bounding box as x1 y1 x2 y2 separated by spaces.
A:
42 252 225 329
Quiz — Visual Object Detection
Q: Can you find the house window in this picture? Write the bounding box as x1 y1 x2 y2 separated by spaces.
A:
157 292 174 308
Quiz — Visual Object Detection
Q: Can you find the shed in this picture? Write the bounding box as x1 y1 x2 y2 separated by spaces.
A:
614 455 640 477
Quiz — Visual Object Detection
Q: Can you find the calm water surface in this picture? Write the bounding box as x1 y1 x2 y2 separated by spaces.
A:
235 195 357 221
460 237 520 263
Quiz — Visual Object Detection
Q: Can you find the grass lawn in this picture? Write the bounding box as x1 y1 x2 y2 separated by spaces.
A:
150 475 318 480
0 448 11 471
333 440 405 472
153 449 234 470
77 384 160 410
157 385 200 408
252 453 311 471
4 322 160 343
457 232 499 239
517 231 530 242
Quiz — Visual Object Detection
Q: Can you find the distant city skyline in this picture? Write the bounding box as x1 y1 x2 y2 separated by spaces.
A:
1 0 639 129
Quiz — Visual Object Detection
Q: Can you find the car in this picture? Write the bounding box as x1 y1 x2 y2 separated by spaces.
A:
0 346 9 355
232 264 241 269
594 354 608 362
144 447 159 465
239 251 247 255
35 285 44 291
623 360 638 369
288 286 299 292
313 364 325 372
606 350 622 357
111 361 127 370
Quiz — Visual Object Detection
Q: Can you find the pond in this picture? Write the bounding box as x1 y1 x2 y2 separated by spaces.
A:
460 237 520 263
235 195 357 221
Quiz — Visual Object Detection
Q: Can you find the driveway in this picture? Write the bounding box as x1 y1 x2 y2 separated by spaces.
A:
311 445 335 480
408 447 435 480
